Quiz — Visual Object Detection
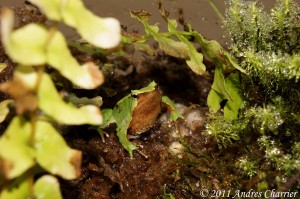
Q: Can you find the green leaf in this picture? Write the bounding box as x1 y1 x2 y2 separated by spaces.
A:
131 11 244 76
167 19 206 75
224 72 244 120
0 63 7 73
192 29 246 73
0 9 104 89
28 0 121 48
113 95 138 157
162 96 184 121
96 108 115 137
0 9 47 65
0 100 13 123
69 40 105 55
131 12 206 75
34 175 62 199
134 13 189 59
47 30 104 89
157 38 190 59
1 175 63 199
131 81 156 95
35 121 81 179
207 71 243 120
100 108 115 128
210 66 232 100
132 43 157 56
0 117 34 179
38 73 103 125
66 93 103 107
207 89 222 113
0 176 30 199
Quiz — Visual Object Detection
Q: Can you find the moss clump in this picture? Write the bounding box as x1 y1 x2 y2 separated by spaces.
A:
206 112 249 146
206 0 300 191
226 0 300 90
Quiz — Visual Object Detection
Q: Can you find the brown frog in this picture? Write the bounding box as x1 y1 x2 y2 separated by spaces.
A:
128 88 162 135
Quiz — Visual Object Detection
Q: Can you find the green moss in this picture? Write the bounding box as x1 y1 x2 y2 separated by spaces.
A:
237 156 258 178
226 0 300 92
206 112 249 146
204 0 300 191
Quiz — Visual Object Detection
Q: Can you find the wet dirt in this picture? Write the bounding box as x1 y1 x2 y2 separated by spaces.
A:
0 1 299 199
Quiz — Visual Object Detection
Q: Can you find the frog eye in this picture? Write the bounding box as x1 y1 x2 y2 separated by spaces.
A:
131 93 138 98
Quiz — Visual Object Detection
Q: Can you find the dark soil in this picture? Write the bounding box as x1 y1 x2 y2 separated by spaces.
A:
0 3 286 199
60 34 218 198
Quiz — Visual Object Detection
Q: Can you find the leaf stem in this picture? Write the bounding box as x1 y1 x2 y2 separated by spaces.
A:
28 168 35 199
26 21 59 199
208 0 225 22
28 106 38 198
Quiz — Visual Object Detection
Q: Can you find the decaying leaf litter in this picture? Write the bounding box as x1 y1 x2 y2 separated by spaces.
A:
0 0 300 198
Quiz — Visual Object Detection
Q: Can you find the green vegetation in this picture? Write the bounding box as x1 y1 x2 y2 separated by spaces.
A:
206 0 300 191
130 7 245 120
0 0 120 197
227 0 300 88
0 0 300 197
99 81 184 156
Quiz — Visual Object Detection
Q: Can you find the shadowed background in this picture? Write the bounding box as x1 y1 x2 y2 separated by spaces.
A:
1 0 300 45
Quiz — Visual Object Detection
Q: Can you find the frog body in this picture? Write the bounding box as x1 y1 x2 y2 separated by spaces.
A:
129 88 162 135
